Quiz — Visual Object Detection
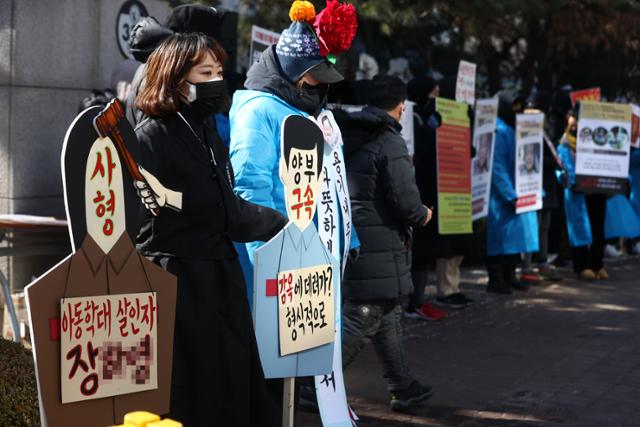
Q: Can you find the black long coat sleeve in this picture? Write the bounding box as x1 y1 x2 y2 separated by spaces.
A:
135 113 286 259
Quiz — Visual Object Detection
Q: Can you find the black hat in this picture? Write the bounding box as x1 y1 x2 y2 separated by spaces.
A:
165 4 222 39
128 16 174 63
407 76 438 105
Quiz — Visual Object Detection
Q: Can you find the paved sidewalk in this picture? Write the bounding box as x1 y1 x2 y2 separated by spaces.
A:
300 256 640 426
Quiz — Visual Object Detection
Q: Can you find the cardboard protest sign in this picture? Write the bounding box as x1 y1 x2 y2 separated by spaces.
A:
314 296 353 427
455 60 477 106
435 98 472 234
631 104 640 148
471 98 498 220
253 115 338 379
315 110 356 427
317 110 352 271
60 292 158 403
250 25 281 67
26 102 177 427
515 113 545 214
278 264 334 355
570 87 601 107
399 101 415 156
575 101 632 194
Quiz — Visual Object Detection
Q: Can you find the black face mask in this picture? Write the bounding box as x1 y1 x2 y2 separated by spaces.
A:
186 78 228 115
296 83 329 116
569 128 577 137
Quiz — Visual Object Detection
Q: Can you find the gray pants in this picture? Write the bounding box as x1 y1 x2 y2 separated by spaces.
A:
342 299 412 392
436 256 464 297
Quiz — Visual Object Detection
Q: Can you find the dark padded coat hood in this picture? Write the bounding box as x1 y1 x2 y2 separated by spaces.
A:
165 4 222 38
129 5 224 63
128 16 174 63
334 106 400 158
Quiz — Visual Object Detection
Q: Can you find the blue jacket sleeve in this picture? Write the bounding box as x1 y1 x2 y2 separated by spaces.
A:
349 224 360 250
491 129 518 202
631 148 640 167
557 144 576 185
230 101 279 262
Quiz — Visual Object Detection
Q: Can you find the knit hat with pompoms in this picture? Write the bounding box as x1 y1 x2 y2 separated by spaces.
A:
275 0 357 84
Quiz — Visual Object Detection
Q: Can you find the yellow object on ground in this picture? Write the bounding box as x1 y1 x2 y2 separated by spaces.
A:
123 411 161 426
148 419 183 427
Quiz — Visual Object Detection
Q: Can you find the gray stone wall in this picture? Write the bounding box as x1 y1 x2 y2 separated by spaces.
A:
0 0 170 293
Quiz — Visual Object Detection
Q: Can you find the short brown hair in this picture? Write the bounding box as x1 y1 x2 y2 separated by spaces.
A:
136 33 227 117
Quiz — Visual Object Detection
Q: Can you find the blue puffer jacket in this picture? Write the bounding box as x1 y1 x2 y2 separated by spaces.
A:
557 142 592 247
487 117 539 255
230 88 301 219
230 46 359 306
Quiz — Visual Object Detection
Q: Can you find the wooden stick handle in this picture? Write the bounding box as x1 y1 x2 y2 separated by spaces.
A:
94 99 159 215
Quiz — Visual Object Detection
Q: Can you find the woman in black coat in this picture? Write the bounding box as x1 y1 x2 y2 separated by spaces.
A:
408 76 476 314
134 33 285 426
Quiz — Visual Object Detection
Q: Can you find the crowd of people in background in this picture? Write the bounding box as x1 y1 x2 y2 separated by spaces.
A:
75 2 640 424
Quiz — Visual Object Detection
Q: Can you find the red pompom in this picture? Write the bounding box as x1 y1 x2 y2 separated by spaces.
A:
313 0 358 57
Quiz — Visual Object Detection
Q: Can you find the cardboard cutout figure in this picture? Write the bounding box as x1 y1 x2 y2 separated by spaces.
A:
253 115 339 378
26 101 177 427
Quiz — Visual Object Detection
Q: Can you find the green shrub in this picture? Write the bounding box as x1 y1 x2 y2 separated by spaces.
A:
0 338 39 426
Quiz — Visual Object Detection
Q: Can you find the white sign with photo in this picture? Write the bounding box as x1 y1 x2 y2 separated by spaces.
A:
471 98 498 220
515 113 544 214
575 101 632 193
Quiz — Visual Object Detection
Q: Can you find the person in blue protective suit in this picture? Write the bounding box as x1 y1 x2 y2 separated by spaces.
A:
604 195 640 243
631 148 640 254
229 3 359 304
485 90 539 294
557 111 608 280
